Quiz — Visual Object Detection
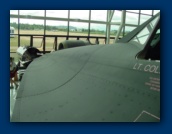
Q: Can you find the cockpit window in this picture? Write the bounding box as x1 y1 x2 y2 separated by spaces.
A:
150 28 160 47
144 27 160 61
129 15 160 49
136 23 160 61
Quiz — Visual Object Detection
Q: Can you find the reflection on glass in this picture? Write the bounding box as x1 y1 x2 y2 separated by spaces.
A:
90 23 106 37
91 10 107 21
46 10 68 18
69 22 88 36
70 10 89 20
19 10 44 16
46 20 67 35
130 15 159 47
126 12 139 25
19 19 44 35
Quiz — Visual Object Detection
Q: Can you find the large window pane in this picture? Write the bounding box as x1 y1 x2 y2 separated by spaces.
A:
46 20 68 35
110 25 124 38
153 10 160 15
130 15 159 47
68 37 77 40
110 25 120 37
126 12 139 25
58 37 67 45
33 36 44 50
140 15 151 25
109 37 116 44
10 52 19 63
111 10 122 23
87 37 105 45
10 18 18 54
91 10 107 21
69 22 88 36
45 37 54 51
124 26 136 36
20 36 30 46
10 18 18 34
10 10 18 15
70 10 89 20
90 23 106 37
19 19 44 35
141 10 153 15
10 35 18 52
46 10 68 18
79 37 89 42
99 38 106 44
19 10 44 17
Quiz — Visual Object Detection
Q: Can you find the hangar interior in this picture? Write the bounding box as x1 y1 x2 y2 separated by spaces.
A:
10 10 160 121
10 10 159 61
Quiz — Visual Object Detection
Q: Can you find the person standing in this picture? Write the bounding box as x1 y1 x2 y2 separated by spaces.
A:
10 57 18 89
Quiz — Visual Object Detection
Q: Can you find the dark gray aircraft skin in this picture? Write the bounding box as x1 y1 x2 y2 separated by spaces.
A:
11 13 160 122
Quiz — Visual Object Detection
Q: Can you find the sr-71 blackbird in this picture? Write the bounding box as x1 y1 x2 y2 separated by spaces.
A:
11 13 160 122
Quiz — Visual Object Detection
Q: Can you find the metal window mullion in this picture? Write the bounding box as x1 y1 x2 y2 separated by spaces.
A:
10 14 108 24
138 10 141 25
88 10 91 36
44 10 46 35
108 10 114 22
18 10 20 47
106 10 111 44
114 10 126 43
67 10 70 39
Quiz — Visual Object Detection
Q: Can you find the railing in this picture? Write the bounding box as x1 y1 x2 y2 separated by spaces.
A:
10 34 119 54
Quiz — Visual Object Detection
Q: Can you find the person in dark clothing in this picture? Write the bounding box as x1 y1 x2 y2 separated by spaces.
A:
10 57 18 89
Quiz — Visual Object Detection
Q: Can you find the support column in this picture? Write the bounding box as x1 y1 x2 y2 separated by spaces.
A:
114 10 126 43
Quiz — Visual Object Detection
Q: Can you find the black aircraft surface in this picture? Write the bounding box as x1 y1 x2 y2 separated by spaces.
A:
11 13 160 122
